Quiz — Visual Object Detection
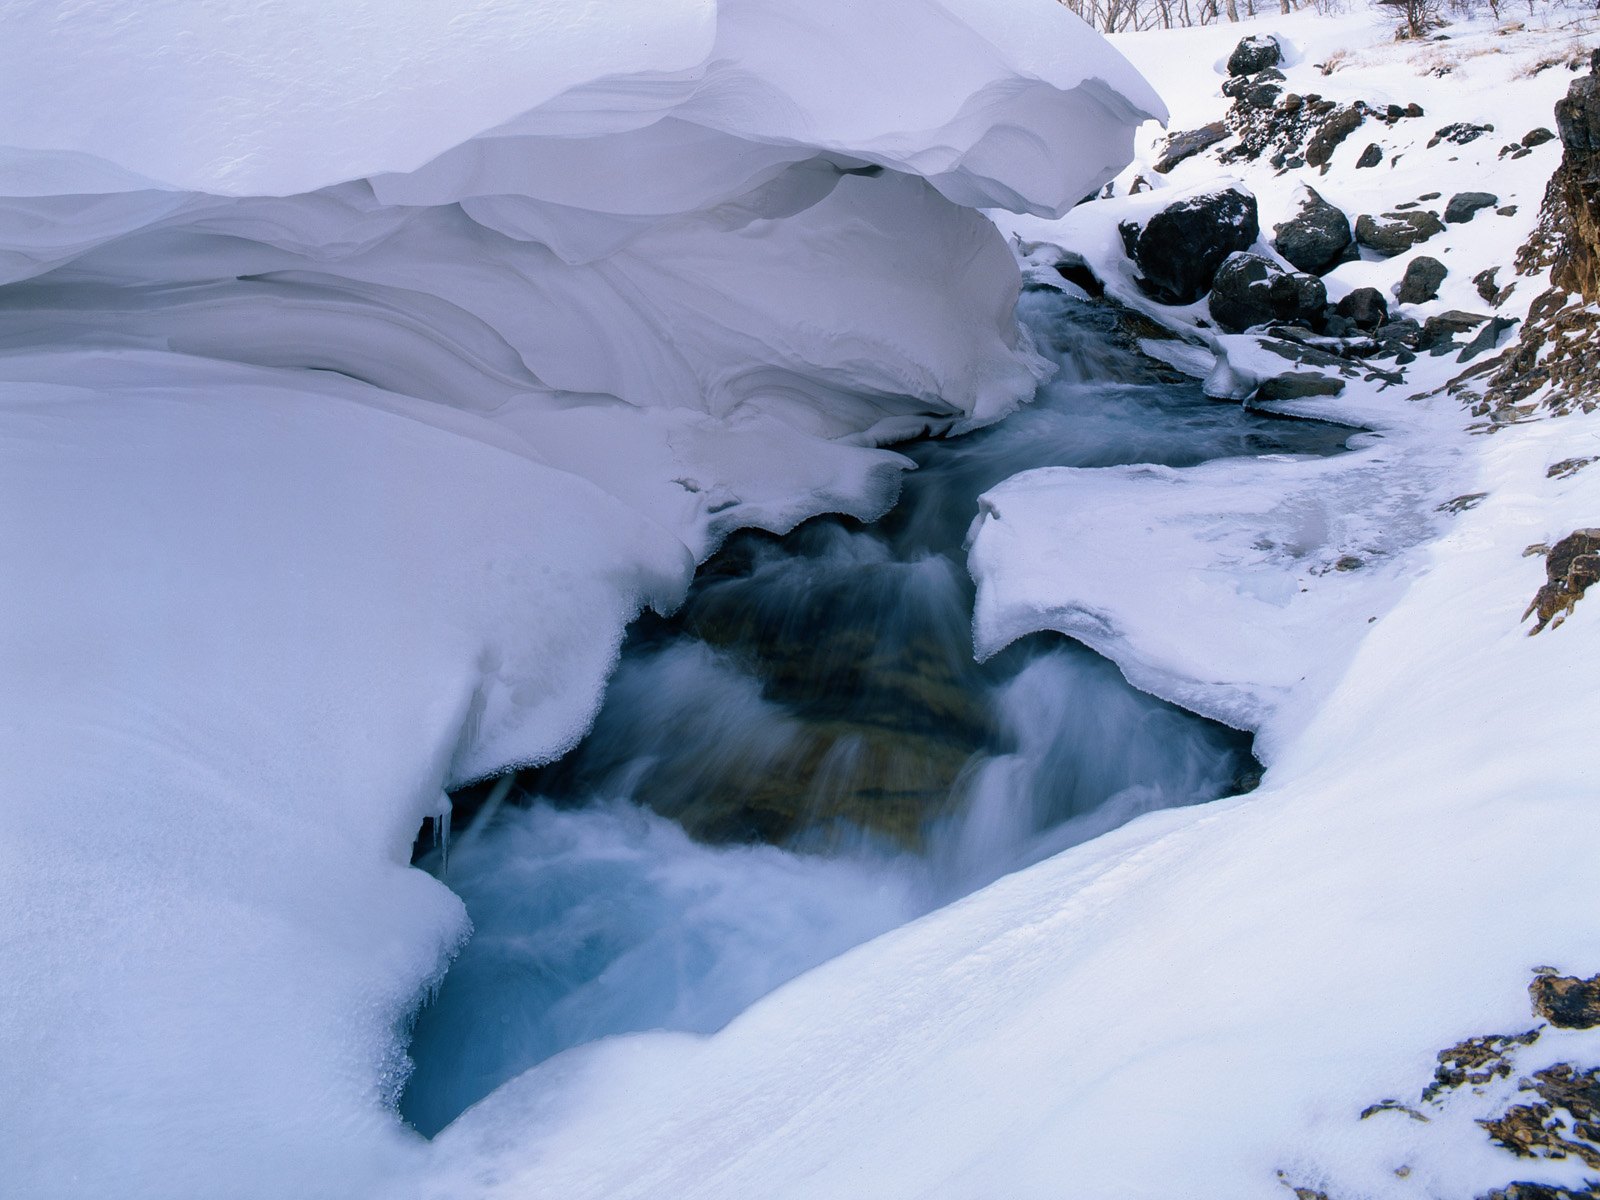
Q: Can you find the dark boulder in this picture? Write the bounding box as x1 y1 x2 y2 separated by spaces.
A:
1397 255 1448 304
1336 287 1389 330
1457 315 1517 363
1273 186 1353 274
1154 121 1230 174
1355 142 1384 168
1256 372 1345 400
1355 209 1445 256
1417 310 1487 354
1227 34 1282 77
1372 317 1421 346
1523 126 1556 148
1119 187 1260 305
1445 191 1499 223
1208 252 1327 333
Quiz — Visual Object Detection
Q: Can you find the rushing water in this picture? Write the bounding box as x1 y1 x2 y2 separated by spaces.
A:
399 290 1357 1137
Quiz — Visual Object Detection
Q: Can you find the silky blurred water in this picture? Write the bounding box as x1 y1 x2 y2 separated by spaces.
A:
400 291 1356 1137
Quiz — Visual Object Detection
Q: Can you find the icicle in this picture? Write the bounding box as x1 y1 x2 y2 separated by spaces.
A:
453 773 515 859
435 793 452 876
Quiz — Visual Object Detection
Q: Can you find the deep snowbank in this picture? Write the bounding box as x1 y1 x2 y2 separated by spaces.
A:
0 1 1159 1196
413 9 1600 1200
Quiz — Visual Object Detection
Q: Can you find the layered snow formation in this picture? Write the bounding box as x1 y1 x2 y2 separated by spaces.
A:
0 1 1161 1197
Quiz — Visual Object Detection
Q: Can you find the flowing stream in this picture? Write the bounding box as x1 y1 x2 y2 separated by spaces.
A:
400 290 1357 1137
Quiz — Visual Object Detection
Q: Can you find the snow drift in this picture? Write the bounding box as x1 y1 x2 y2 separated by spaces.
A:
0 1 1160 1196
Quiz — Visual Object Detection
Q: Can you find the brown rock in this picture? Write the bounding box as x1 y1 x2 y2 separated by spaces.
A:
1524 530 1600 634
1531 972 1600 1027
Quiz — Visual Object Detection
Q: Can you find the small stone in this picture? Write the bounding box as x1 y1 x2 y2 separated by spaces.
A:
1523 126 1557 147
1356 142 1384 168
1445 191 1500 223
1398 255 1448 303
1498 204 1519 216
1406 102 1425 117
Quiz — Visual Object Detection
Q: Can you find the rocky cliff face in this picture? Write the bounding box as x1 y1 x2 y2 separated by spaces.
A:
1482 53 1600 421
1547 51 1600 297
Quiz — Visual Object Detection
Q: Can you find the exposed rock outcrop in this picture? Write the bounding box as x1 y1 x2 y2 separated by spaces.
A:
1478 51 1600 420
1524 529 1600 635
1531 973 1600 1028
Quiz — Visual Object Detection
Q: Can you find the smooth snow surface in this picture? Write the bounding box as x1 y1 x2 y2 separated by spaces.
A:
0 1 1160 1197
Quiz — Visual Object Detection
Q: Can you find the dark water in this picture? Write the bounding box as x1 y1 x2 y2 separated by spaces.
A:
399 290 1357 1137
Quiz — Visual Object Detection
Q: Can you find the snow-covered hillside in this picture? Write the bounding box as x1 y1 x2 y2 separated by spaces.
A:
5 2 1600 1198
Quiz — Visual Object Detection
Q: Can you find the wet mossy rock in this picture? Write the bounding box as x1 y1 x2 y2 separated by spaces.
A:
1208 251 1326 333
1227 33 1282 77
1273 186 1354 275
1398 255 1448 304
1356 209 1446 256
1119 187 1259 306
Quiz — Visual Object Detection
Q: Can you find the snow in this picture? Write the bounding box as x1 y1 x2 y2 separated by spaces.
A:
423 8 1600 1200
425 360 1600 1200
0 1 1161 1197
8 0 1599 1197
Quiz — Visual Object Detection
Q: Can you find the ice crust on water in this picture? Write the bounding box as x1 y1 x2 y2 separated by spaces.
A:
0 0 1160 1195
